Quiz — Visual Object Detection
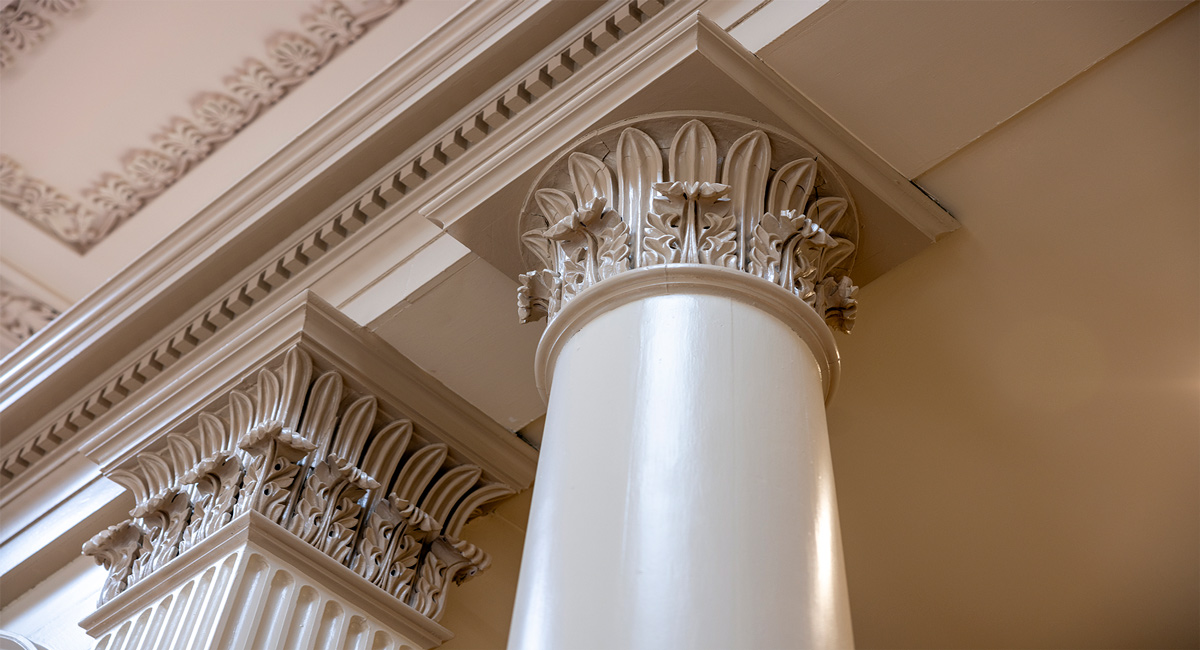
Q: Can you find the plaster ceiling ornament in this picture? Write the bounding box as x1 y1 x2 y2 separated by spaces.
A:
0 0 403 253
0 283 59 343
518 114 861 333
84 346 513 622
0 0 83 71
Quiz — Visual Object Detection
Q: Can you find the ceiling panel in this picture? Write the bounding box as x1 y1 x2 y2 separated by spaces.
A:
760 0 1189 178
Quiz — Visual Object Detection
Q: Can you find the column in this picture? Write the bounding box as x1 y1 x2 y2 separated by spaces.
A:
509 115 860 649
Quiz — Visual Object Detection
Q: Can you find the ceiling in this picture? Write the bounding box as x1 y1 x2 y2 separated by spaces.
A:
0 0 469 319
0 0 1196 648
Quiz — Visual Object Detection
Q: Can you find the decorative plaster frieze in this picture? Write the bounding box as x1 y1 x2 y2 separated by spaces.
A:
0 0 83 71
0 0 404 252
518 114 860 332
1 0 670 488
0 282 59 343
83 345 513 626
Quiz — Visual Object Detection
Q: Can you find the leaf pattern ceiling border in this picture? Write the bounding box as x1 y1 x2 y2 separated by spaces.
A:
0 0 85 71
0 0 404 254
0 279 60 344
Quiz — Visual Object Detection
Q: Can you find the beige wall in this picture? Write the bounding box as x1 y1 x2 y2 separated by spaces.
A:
828 7 1199 648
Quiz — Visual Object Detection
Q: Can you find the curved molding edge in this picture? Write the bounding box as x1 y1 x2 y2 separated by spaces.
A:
535 263 841 402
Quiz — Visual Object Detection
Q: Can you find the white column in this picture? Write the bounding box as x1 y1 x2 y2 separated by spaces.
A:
509 114 864 649
509 266 852 649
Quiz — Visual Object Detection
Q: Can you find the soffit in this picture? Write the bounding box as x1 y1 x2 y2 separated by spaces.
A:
759 0 1190 178
426 12 956 292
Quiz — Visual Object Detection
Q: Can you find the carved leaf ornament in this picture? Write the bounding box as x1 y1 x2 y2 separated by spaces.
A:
518 116 860 333
84 347 513 623
0 0 403 252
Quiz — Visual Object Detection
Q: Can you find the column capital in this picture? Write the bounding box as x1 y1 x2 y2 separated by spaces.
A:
76 292 531 649
517 113 860 338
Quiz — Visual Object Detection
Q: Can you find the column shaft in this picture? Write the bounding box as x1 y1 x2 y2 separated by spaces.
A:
509 288 853 649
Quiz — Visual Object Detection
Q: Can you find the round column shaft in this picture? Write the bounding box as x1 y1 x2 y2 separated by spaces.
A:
508 266 854 650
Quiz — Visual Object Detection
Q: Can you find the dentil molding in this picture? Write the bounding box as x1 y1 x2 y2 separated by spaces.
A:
518 114 859 333
0 0 83 71
0 0 404 252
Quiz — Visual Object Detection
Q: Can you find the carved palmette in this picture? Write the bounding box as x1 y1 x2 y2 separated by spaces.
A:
86 347 515 624
519 116 861 332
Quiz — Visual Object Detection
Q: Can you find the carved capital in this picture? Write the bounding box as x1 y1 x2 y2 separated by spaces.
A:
86 338 517 628
518 114 861 333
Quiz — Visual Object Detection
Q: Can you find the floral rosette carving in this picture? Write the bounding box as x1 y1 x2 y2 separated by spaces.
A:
518 116 861 333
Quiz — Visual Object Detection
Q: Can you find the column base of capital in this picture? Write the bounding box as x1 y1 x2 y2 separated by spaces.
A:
535 263 841 402
81 511 452 650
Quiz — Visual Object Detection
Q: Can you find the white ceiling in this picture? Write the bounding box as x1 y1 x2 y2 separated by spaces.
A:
761 0 1190 178
0 0 468 304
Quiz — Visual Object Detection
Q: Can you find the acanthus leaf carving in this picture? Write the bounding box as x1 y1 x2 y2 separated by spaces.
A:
87 345 517 627
82 520 142 607
519 115 861 333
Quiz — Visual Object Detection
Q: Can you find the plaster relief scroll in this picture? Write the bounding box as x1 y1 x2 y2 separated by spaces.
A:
519 114 861 332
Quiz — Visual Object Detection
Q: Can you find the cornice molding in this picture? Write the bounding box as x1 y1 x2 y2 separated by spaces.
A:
0 0 674 493
0 0 83 71
0 0 404 253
